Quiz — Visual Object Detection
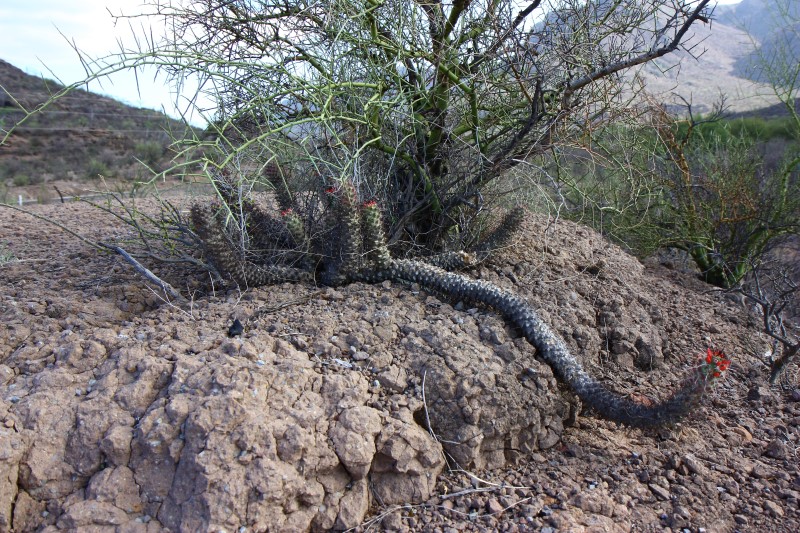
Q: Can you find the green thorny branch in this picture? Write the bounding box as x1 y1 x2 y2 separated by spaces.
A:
190 166 729 429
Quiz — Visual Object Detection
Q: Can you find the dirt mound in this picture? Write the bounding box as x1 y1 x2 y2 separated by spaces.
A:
1 200 798 531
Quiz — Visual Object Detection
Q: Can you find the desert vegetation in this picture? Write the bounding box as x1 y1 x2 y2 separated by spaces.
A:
3 0 744 419
41 0 713 248
0 60 195 202
1 0 799 530
3 0 797 411
547 101 799 287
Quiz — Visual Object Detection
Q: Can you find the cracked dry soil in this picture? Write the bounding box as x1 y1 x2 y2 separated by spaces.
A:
1 199 798 532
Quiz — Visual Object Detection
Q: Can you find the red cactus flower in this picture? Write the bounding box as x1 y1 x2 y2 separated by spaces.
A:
699 347 731 381
363 200 378 208
280 208 293 217
325 187 337 195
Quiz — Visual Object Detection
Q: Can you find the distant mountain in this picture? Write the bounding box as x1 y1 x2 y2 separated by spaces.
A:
715 0 797 45
715 0 800 85
633 0 797 116
0 59 197 193
530 0 796 117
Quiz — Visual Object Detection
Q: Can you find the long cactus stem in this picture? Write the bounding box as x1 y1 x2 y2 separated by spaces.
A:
474 206 526 260
331 184 362 277
421 250 477 270
191 204 311 286
361 201 391 270
264 162 294 213
242 202 293 251
364 259 711 428
282 209 310 251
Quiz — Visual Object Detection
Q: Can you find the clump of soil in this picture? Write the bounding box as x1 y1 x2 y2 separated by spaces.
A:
1 199 798 531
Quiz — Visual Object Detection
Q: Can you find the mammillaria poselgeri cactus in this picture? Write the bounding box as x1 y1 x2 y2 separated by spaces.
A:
190 166 729 428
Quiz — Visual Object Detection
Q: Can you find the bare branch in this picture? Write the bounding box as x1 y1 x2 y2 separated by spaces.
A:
566 1 712 95
100 243 188 304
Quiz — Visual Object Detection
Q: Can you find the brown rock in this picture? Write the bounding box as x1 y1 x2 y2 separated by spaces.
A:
11 490 48 532
648 484 671 501
65 400 134 476
329 406 383 479
334 479 370 529
0 365 14 386
56 500 130 528
54 340 107 372
731 426 753 444
763 499 784 517
568 490 615 517
486 497 505 515
17 452 74 501
377 365 409 392
412 341 566 469
747 386 772 402
100 424 134 467
751 462 773 479
0 428 26 529
371 420 445 505
381 510 404 530
87 466 143 513
681 453 709 477
764 438 789 460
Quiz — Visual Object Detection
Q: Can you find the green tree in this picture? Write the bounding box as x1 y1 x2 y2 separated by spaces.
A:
648 104 798 288
553 99 799 289
134 141 165 168
65 0 712 252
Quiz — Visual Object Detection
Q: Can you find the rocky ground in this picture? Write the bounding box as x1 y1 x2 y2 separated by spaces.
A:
1 197 798 532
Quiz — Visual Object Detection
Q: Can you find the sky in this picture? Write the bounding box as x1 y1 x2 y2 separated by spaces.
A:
0 0 208 125
1 1 744 127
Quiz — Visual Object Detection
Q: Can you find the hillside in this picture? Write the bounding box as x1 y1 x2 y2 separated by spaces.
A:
0 59 198 202
634 4 786 115
716 0 800 84
526 0 795 116
0 199 797 530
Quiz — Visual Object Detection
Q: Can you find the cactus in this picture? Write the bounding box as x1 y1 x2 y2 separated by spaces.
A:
419 250 477 271
331 183 363 279
365 259 717 428
263 162 294 213
242 201 294 255
190 203 311 286
472 206 526 260
191 173 726 428
361 201 391 270
281 209 309 250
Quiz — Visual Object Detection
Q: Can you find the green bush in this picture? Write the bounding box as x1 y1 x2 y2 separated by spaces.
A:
675 116 800 145
556 108 800 288
86 159 110 179
133 141 164 167
0 242 15 265
73 0 712 254
12 174 30 186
